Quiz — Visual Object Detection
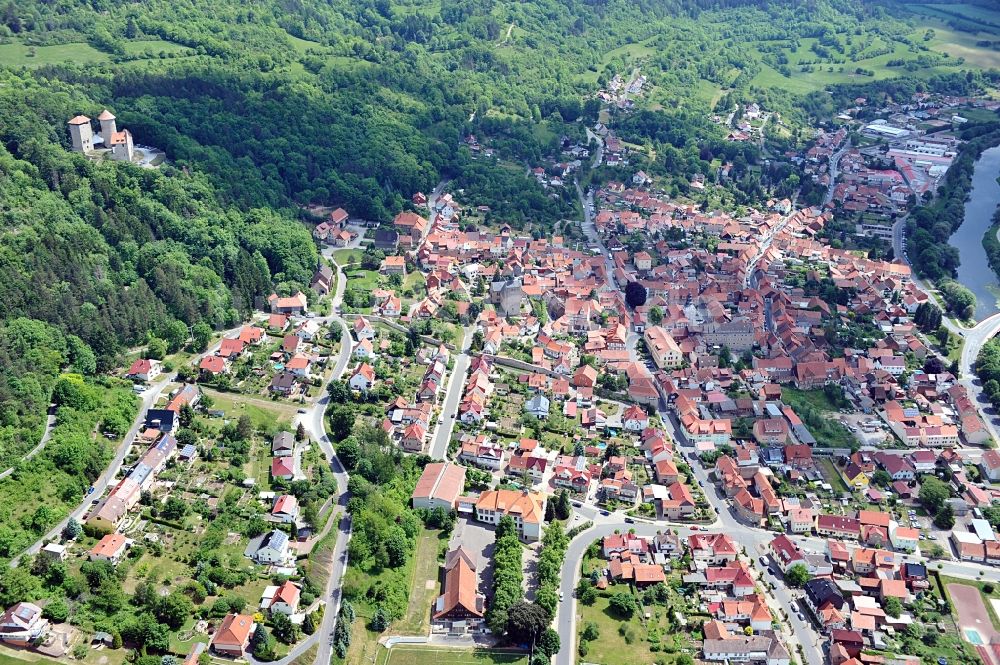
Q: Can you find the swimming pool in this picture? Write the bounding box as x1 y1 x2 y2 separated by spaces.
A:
964 628 984 646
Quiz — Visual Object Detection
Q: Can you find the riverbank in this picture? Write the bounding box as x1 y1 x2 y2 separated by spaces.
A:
982 207 1000 281
951 144 1000 320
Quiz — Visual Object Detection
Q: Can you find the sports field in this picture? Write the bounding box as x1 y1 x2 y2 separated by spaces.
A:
379 645 528 665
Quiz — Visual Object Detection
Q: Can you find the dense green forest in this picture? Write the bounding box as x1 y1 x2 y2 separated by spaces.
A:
0 0 997 561
3 0 995 219
0 70 317 471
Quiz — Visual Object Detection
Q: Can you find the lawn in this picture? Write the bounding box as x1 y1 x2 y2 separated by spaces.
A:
378 646 528 665
576 593 689 665
343 268 380 293
200 388 299 429
782 387 846 413
394 528 446 635
0 41 109 67
288 643 318 665
0 645 129 665
819 457 849 494
333 248 365 266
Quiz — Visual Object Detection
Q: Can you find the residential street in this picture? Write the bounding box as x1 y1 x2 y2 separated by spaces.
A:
822 144 849 206
12 323 246 567
553 397 1000 665
575 180 618 291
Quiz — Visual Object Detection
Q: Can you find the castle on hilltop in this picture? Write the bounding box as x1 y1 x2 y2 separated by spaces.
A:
67 110 135 162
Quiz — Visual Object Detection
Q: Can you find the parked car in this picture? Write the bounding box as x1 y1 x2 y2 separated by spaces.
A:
759 556 767 566
624 517 634 524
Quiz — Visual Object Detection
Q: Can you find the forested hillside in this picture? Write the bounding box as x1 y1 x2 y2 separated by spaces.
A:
0 70 318 466
4 0 991 219
0 0 995 462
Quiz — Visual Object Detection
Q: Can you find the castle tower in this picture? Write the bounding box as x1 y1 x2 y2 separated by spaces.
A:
67 115 93 153
97 109 117 141
110 129 135 162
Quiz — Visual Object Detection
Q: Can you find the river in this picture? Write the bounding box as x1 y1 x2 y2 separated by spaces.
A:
949 144 1000 322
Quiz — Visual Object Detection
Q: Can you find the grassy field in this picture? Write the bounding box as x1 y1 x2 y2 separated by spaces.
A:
921 3 1000 28
394 529 446 635
332 247 365 266
0 42 108 67
343 267 380 292
781 388 856 449
576 592 689 665
819 457 850 494
782 387 844 413
200 387 299 428
0 38 195 67
742 12 1000 96
923 23 1000 70
0 645 129 665
378 646 528 665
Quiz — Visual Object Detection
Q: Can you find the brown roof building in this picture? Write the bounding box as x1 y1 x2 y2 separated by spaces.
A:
432 547 485 630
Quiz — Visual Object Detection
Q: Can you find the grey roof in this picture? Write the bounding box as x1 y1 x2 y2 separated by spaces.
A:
805 577 844 609
260 530 288 551
525 394 550 413
704 636 772 655
272 431 294 450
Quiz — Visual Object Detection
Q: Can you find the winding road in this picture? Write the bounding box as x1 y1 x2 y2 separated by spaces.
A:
249 256 356 665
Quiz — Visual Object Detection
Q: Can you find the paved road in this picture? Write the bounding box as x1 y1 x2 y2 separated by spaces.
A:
575 180 618 291
252 259 355 665
554 402 827 665
585 128 603 170
891 216 965 337
428 326 475 460
12 325 247 567
958 312 1000 445
822 144 849 206
554 394 1000 665
892 215 1000 441
429 354 470 460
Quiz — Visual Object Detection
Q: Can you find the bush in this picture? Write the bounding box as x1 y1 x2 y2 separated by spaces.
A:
609 591 637 618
